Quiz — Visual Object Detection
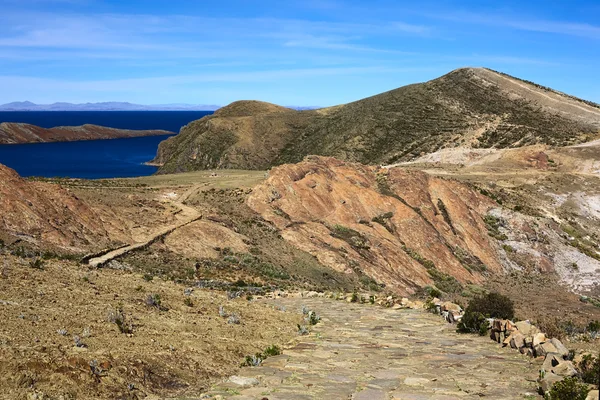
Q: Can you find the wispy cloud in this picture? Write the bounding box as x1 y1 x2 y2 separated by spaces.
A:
427 11 600 40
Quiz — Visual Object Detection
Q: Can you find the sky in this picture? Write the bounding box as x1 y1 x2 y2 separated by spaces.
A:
0 0 599 106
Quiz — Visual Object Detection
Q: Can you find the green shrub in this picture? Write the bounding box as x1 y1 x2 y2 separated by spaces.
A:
457 311 488 335
457 292 514 335
424 286 442 299
262 345 281 357
465 292 514 320
29 258 45 270
483 214 508 241
578 354 600 385
545 377 590 400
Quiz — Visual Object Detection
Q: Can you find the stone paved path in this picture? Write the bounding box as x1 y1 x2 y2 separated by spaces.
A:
201 298 540 399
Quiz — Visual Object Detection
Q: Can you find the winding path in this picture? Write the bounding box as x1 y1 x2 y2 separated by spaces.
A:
88 187 202 268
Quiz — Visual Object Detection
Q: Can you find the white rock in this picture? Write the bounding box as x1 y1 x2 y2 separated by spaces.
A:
229 376 260 387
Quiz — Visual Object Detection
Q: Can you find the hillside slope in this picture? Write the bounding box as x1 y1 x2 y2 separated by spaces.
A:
0 164 114 249
0 122 174 144
247 156 502 295
153 67 600 173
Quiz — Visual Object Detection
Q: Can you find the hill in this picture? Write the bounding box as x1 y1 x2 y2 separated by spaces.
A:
0 122 174 144
0 164 114 249
152 67 600 173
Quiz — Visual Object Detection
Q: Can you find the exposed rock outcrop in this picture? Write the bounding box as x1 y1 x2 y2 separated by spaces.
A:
248 156 502 295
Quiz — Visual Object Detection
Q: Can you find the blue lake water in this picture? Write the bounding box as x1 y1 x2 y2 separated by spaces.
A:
0 135 174 179
0 111 213 132
0 111 214 179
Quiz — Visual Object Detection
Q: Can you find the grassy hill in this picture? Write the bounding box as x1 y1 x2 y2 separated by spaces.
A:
153 67 600 173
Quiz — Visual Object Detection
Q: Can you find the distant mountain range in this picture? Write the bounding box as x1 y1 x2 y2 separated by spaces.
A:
0 101 221 112
0 101 319 112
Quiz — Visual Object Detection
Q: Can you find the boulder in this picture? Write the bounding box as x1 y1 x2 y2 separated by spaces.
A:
550 338 570 358
515 320 539 337
534 344 547 358
533 332 546 347
587 390 599 400
540 342 558 355
492 319 506 332
411 300 424 309
542 354 577 377
524 336 534 348
440 301 462 313
510 332 526 349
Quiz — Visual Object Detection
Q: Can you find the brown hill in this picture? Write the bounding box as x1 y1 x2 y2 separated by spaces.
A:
0 164 114 250
153 67 600 173
0 122 174 144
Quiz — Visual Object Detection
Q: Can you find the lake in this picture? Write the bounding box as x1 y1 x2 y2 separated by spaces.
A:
0 111 213 132
0 135 174 179
0 111 214 179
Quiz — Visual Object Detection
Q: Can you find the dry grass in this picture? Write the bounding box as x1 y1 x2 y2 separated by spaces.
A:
0 254 299 399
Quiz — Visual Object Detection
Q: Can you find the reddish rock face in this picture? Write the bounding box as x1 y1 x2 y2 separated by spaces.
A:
248 156 502 295
0 164 112 249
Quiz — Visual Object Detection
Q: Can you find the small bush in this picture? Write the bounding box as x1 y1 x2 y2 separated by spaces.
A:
578 354 600 385
545 376 590 400
587 320 600 333
241 345 282 367
29 258 45 270
424 286 442 299
241 354 262 367
465 292 514 320
107 305 133 334
307 310 321 325
143 274 153 282
297 324 309 335
184 297 193 307
457 311 488 335
262 345 281 357
457 292 514 335
227 313 241 324
145 294 167 311
351 293 359 303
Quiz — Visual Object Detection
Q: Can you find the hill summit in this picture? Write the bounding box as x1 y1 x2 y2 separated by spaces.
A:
152 67 600 173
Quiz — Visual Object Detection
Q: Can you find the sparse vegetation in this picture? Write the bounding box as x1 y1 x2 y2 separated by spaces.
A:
545 376 590 400
241 344 282 367
458 292 514 335
483 214 508 241
29 258 45 270
145 293 168 311
329 224 370 250
578 353 600 385
227 313 241 324
107 305 133 334
371 212 394 232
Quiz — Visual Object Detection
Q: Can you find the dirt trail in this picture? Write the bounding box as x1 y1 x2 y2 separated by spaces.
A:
198 297 540 400
88 187 202 267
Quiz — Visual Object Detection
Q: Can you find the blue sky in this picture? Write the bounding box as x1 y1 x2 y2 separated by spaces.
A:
0 0 598 106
